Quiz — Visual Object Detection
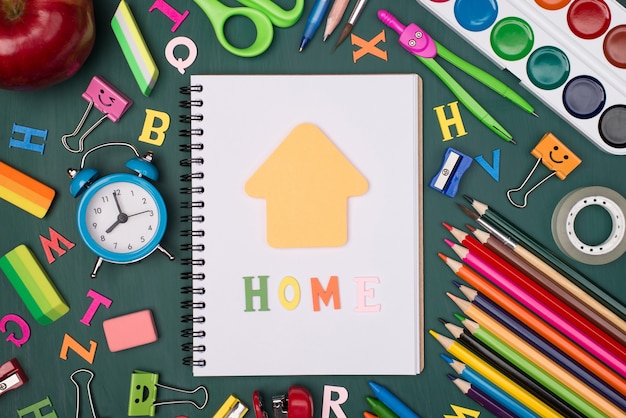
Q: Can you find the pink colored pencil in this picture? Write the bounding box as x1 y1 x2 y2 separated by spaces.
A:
446 240 626 377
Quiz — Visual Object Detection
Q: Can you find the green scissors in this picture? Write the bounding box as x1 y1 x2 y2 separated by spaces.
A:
193 0 304 57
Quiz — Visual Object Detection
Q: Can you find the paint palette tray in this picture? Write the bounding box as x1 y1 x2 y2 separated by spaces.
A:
416 0 626 155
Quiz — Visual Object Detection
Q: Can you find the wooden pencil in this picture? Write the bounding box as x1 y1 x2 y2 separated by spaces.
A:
455 283 626 411
438 253 626 396
442 355 539 418
430 330 563 418
462 195 626 321
453 298 624 417
441 319 584 418
442 235 626 362
446 241 626 377
467 224 626 345
449 375 519 418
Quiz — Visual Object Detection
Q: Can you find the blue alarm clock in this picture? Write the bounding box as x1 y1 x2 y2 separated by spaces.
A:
68 142 174 278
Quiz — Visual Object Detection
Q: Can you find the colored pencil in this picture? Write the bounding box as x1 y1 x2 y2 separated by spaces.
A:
462 195 626 322
442 355 538 418
455 282 626 411
430 330 562 418
449 375 519 418
466 224 626 345
453 298 624 417
446 241 626 377
363 412 379 418
443 237 626 363
323 0 350 41
440 319 584 418
438 253 626 396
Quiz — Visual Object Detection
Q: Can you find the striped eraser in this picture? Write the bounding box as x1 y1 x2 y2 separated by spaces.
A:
0 161 55 219
0 245 69 325
111 0 159 96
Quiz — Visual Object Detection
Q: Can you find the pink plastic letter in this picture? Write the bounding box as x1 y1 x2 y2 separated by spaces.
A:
80 289 112 326
354 277 381 312
0 314 31 347
149 0 189 32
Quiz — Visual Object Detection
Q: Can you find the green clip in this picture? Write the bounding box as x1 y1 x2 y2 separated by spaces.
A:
128 370 159 416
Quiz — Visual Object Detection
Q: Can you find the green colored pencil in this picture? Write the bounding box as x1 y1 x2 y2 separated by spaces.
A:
460 316 609 418
462 195 626 321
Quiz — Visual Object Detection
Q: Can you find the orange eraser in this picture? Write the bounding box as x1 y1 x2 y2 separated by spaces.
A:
0 161 55 218
102 309 158 352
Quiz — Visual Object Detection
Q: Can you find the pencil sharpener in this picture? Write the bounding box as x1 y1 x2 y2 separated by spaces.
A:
429 147 473 197
0 358 28 397
253 386 313 418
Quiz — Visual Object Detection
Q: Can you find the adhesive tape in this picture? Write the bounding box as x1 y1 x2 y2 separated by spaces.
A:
552 186 626 265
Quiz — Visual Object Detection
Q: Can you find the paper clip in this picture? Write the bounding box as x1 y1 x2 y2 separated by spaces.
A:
70 369 97 418
128 370 208 417
507 133 581 208
61 76 133 153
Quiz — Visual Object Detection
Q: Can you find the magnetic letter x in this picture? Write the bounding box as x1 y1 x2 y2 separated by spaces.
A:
351 30 388 63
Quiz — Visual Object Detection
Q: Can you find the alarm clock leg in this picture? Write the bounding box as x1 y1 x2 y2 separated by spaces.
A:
90 257 104 279
156 245 175 261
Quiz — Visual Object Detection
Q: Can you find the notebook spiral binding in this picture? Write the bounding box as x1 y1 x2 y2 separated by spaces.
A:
179 84 207 367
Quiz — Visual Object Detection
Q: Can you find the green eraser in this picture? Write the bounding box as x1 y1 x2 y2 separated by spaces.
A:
0 244 69 325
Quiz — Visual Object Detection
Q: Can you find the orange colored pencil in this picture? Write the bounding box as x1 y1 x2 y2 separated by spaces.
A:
439 253 626 396
451 296 624 417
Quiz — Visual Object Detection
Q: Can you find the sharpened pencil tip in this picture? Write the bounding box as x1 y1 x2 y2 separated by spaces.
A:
463 195 474 204
442 221 452 231
456 203 479 220
532 111 539 118
452 280 462 288
465 223 476 232
443 238 455 247
438 252 448 262
446 373 456 380
454 312 466 322
438 317 448 326
510 138 517 145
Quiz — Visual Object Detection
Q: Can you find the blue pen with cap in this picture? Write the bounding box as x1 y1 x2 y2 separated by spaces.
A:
299 0 332 51
368 381 420 418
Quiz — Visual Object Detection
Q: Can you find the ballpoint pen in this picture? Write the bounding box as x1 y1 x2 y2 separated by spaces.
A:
299 0 333 52
379 10 538 144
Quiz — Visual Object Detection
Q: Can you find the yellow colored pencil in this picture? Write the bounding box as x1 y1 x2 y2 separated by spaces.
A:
429 330 563 418
452 296 623 417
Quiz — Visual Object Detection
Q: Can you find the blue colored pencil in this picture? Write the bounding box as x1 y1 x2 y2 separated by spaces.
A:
456 282 626 411
449 375 518 418
441 354 539 418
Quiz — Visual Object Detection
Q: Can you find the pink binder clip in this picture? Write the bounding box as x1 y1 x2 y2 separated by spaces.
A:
61 76 133 153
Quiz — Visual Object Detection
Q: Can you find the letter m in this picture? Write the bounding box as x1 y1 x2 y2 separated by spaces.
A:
39 227 75 264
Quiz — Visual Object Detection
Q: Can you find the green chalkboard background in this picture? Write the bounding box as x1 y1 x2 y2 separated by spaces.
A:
0 0 625 416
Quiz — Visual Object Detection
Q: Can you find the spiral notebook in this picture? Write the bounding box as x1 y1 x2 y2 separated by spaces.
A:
180 74 423 376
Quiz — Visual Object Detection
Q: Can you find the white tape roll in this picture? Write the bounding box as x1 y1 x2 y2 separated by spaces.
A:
552 186 626 265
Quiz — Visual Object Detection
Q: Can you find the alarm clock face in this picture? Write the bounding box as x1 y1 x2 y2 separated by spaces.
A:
76 173 167 263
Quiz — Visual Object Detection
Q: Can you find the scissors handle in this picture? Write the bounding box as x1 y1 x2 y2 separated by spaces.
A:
194 0 274 57
238 0 304 28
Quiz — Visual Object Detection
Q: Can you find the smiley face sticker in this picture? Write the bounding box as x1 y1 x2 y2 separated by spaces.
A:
128 370 158 416
531 132 582 179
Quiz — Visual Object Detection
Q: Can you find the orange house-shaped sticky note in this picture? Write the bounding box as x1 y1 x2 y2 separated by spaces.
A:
245 123 368 248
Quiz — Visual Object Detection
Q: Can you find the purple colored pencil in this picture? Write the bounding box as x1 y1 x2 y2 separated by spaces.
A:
449 375 517 418
455 281 626 411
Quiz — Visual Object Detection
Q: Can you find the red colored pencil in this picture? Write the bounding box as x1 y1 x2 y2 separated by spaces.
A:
439 253 626 396
443 243 626 378
442 227 626 361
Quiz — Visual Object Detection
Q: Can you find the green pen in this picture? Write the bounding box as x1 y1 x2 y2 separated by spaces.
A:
366 396 400 418
379 10 537 144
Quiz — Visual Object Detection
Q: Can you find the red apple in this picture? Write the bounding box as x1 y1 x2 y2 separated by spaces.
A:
0 0 96 91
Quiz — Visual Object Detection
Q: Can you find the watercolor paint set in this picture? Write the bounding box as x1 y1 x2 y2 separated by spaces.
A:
416 0 626 155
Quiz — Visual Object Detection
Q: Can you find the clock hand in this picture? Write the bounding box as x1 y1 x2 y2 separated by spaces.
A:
105 213 129 233
127 209 154 218
112 192 123 214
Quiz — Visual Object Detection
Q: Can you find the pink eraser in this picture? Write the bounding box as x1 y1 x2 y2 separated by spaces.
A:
102 309 157 352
